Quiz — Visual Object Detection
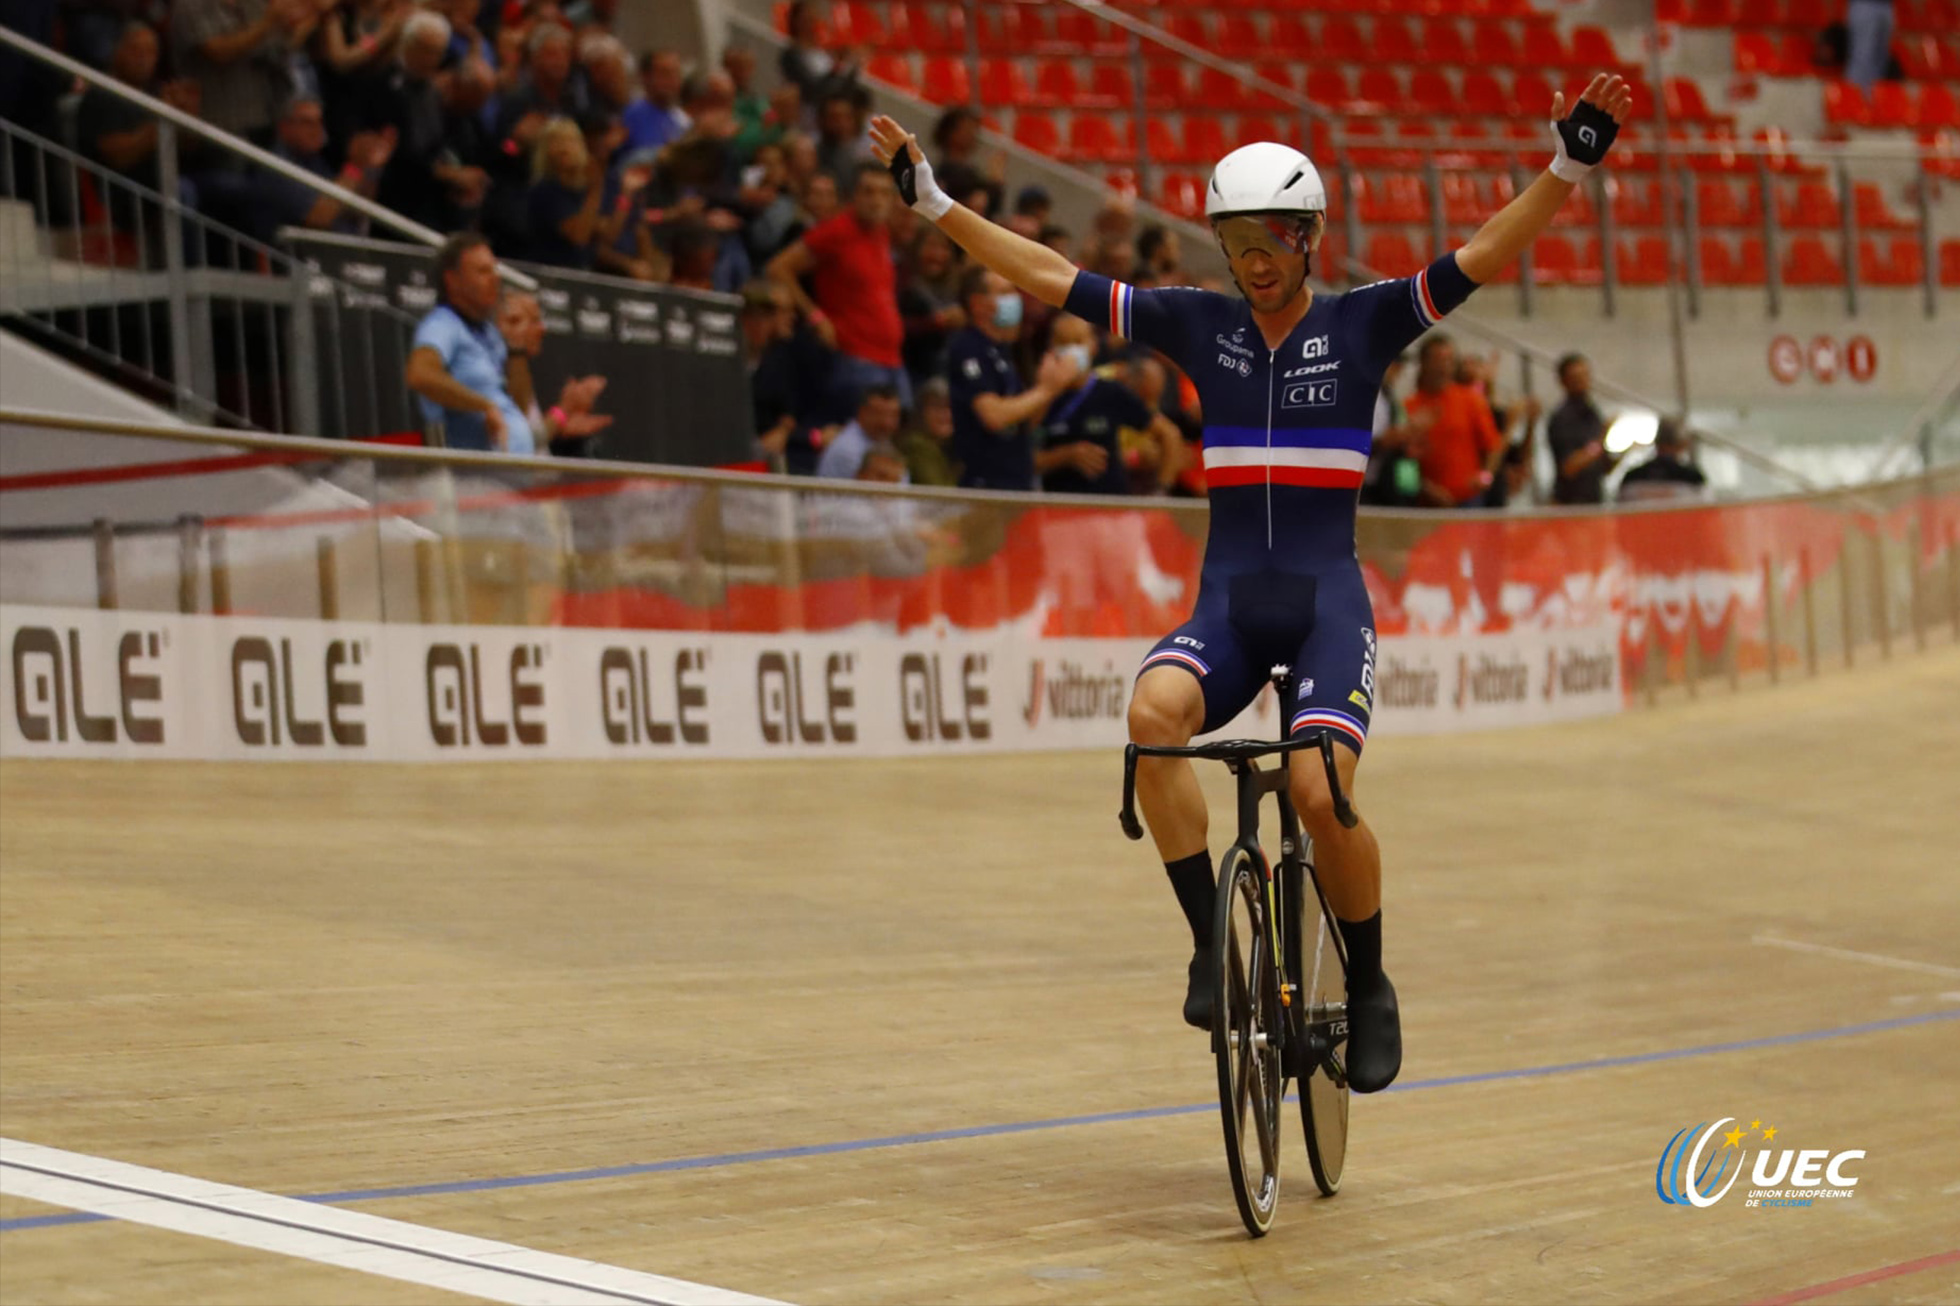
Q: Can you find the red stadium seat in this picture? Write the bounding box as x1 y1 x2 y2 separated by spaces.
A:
1088 65 1135 110
1853 183 1912 230
1735 235 1768 282
1531 234 1581 283
1410 69 1455 116
1608 176 1665 227
1460 69 1507 118
1440 173 1488 224
1665 78 1717 123
1234 115 1284 149
1420 18 1471 65
1306 68 1355 113
1269 15 1313 58
1217 13 1264 59
1053 7 1124 56
1698 236 1738 284
865 53 917 96
1521 22 1571 68
1102 167 1139 200
1920 84 1960 130
1620 234 1672 284
1696 179 1751 227
1686 0 1738 23
1247 63 1299 114
1002 5 1054 54
899 2 961 54
1365 232 1425 278
1317 16 1368 65
1358 172 1428 223
1197 65 1256 112
1779 180 1841 228
1869 81 1914 128
919 56 969 105
1473 24 1523 66
1856 237 1916 284
973 4 1011 53
1511 70 1556 117
828 1 886 48
1372 18 1418 65
1012 111 1061 156
1784 235 1845 284
1570 27 1623 73
978 59 1032 106
1355 67 1402 112
1823 81 1872 127
1031 61 1081 109
1184 115 1231 163
1164 13 1210 50
1065 115 1132 164
1159 171 1205 219
1785 0 1832 24
1551 180 1598 227
1733 32 1779 76
1145 62 1191 109
1736 0 1782 25
1145 118 1186 164
1941 239 1960 286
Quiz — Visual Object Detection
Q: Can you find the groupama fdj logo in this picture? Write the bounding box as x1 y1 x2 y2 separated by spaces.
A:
1656 1118 1864 1209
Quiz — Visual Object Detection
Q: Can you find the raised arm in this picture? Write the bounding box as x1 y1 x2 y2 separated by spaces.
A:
869 116 1078 308
1456 75 1635 285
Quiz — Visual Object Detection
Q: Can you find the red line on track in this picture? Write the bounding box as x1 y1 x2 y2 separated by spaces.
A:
0 435 422 493
1750 1249 1960 1306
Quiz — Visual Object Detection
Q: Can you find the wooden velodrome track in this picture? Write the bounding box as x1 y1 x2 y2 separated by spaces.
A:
2 644 1957 1305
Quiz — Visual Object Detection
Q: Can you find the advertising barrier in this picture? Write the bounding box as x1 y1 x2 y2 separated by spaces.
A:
0 606 1625 762
2 419 1956 764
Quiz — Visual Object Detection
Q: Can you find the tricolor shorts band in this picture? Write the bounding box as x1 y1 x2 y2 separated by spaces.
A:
1291 708 1368 752
1138 647 1210 677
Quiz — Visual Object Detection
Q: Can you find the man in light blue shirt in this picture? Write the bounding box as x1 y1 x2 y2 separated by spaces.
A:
403 232 533 453
815 384 903 479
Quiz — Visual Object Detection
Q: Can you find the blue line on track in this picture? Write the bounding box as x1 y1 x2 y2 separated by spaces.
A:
4 1007 1953 1234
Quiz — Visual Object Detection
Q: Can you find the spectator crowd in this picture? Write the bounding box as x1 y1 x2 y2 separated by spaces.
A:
16 0 1701 497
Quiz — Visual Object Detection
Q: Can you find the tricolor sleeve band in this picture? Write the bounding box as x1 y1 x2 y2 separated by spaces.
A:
1412 251 1480 327
1065 270 1133 340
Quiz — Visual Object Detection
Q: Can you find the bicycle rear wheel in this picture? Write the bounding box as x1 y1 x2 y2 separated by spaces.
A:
1298 865 1350 1197
1213 844 1282 1236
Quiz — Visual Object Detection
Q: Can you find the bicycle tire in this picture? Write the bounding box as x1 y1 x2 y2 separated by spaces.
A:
1213 844 1282 1236
1297 857 1350 1198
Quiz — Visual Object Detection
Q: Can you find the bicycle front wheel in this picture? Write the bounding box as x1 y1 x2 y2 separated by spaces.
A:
1213 844 1282 1236
1298 869 1350 1197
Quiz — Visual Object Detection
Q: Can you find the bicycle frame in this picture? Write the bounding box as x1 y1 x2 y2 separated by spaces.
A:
1118 729 1357 1077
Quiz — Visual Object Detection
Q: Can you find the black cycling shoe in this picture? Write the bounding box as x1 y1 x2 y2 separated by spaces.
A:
1183 948 1212 1029
1345 971 1402 1093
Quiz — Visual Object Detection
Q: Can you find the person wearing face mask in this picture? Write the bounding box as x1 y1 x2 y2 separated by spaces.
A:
944 265 1074 491
1034 316 1154 496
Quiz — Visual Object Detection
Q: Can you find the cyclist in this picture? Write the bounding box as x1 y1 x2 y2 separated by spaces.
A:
871 74 1633 1093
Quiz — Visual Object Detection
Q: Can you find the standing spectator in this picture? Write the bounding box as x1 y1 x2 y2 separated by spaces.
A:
1135 224 1184 284
945 266 1070 491
314 0 409 153
723 47 769 146
498 290 612 456
404 232 530 452
1842 0 1896 94
766 162 910 415
1546 352 1624 505
898 224 965 388
738 141 802 263
623 48 689 153
896 378 960 486
495 23 586 153
255 93 395 238
77 23 202 199
1405 334 1504 507
579 34 636 126
931 107 1000 216
526 117 603 268
1034 316 1158 495
779 0 860 106
814 86 874 192
172 0 313 143
439 0 495 72
371 11 486 233
740 279 832 472
816 384 905 479
1361 353 1426 507
1617 418 1709 502
1479 443 1534 509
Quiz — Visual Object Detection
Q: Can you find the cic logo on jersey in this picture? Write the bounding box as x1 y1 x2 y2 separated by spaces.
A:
1656 1117 1864 1210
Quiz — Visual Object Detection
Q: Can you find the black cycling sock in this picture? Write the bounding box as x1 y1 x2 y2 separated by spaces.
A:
1165 852 1214 949
1338 911 1383 989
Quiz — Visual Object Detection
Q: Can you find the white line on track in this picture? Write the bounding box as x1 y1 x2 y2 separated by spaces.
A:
1750 934 1960 980
0 1138 788 1306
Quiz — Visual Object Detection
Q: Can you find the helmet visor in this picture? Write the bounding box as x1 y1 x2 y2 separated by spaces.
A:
1214 213 1323 261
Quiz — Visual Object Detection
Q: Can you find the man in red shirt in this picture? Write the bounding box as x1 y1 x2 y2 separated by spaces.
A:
766 162 911 421
1405 333 1504 506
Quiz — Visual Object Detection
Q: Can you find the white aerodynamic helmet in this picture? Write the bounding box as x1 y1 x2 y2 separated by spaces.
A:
1205 142 1327 222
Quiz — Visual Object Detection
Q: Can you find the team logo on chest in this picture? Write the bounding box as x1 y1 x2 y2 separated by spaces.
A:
1301 334 1329 359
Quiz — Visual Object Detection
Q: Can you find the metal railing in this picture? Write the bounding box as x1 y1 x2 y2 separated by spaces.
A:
0 117 423 433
